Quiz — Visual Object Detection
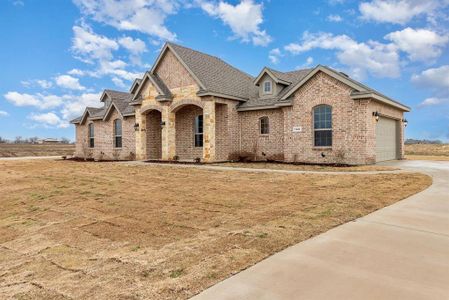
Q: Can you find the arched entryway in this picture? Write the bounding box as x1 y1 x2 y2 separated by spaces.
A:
141 107 163 160
173 103 204 161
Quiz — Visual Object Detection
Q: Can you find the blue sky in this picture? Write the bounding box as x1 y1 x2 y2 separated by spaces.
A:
1 0 448 141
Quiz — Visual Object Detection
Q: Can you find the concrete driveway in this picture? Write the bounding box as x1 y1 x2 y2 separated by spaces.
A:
192 160 449 300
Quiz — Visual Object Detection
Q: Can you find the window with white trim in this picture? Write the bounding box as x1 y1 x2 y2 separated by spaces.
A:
313 105 332 147
263 80 272 94
194 115 203 147
88 123 95 148
260 116 269 134
113 119 122 148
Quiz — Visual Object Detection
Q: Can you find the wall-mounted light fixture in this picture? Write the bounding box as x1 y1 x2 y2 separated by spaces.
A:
402 118 408 127
373 111 380 122
160 121 166 128
133 123 140 131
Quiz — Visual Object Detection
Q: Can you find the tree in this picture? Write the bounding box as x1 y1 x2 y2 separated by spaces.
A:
14 136 24 144
0 136 8 144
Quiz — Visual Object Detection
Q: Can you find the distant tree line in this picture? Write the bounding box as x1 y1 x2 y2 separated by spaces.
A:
405 138 443 145
0 136 73 144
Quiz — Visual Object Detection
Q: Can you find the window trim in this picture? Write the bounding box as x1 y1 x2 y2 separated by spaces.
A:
313 105 333 147
194 114 203 148
259 116 270 135
113 118 122 149
263 80 272 94
88 123 95 148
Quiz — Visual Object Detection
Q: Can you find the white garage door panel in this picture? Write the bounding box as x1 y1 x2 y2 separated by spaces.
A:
376 117 399 162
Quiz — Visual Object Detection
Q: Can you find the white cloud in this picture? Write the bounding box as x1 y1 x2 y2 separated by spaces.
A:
28 112 69 128
412 65 449 89
118 36 147 64
199 0 272 46
67 68 87 76
327 14 343 22
112 77 127 88
385 28 449 61
284 32 400 79
73 0 180 41
21 79 53 89
0 110 8 117
268 48 282 64
418 97 449 107
55 75 86 90
4 92 63 109
359 0 448 24
60 92 102 120
71 23 119 63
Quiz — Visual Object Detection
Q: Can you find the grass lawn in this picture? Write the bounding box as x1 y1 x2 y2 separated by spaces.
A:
405 144 449 161
0 144 75 157
0 160 431 299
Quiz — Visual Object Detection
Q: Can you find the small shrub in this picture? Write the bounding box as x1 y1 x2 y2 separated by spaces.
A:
172 155 179 161
128 151 136 160
112 149 121 161
194 157 201 163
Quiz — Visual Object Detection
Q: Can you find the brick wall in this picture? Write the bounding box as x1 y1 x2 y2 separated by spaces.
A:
146 110 162 159
238 109 284 160
74 109 136 160
154 49 196 89
175 105 203 160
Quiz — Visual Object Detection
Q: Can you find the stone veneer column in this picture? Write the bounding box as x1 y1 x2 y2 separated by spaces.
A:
161 105 176 160
203 100 216 162
135 107 147 160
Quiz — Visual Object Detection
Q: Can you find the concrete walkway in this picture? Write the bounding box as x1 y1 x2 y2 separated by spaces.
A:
192 160 449 300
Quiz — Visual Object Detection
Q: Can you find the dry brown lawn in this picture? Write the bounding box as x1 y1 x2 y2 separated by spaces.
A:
0 160 431 299
213 162 398 172
405 143 449 161
0 144 75 157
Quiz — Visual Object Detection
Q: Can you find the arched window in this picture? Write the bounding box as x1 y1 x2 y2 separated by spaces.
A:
313 105 332 147
88 123 94 148
260 116 269 134
113 119 122 148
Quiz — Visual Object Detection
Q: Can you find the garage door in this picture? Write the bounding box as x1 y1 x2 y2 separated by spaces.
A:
376 117 399 162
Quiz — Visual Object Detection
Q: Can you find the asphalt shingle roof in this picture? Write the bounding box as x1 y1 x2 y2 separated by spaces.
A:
167 42 255 100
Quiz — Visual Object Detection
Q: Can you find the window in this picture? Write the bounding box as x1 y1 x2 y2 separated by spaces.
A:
194 115 203 147
260 116 269 135
113 119 122 148
313 105 332 147
88 123 94 148
263 80 272 94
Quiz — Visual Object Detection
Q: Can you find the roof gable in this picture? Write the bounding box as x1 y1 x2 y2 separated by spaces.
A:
254 67 291 86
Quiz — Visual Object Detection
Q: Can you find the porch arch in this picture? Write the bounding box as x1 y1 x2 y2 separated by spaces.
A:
170 99 204 113
141 104 163 115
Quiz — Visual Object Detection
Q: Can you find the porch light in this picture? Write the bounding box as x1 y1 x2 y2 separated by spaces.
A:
373 111 379 122
134 123 140 131
160 121 166 128
403 118 408 127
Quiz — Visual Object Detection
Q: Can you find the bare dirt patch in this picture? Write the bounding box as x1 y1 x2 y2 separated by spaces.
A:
0 144 75 158
213 162 398 172
0 160 431 299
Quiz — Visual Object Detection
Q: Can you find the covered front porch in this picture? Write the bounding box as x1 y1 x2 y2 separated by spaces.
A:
135 99 230 163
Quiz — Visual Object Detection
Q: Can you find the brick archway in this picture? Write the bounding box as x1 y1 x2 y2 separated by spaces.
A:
141 104 163 115
170 99 204 113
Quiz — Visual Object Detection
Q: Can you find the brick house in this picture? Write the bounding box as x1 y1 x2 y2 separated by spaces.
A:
71 42 410 164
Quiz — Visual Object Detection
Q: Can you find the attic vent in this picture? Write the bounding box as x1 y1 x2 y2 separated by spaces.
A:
339 72 349 78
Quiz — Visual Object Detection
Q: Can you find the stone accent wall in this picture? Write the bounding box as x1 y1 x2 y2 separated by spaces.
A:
215 103 229 161
238 109 285 160
175 105 203 160
74 109 136 160
154 49 196 89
